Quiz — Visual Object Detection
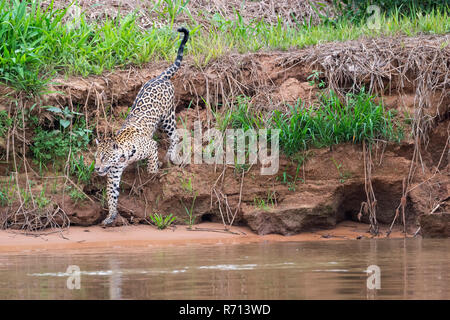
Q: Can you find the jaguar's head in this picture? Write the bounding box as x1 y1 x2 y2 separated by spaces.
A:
94 137 127 176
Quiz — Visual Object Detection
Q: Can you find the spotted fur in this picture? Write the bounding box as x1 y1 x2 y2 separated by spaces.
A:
95 27 189 226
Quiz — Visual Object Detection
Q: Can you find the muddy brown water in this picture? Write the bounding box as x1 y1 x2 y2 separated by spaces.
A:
0 238 448 300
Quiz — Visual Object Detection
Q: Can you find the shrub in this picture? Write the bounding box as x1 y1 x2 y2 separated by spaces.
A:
30 123 91 173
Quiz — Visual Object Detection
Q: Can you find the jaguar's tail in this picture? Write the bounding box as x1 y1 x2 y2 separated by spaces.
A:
160 27 189 80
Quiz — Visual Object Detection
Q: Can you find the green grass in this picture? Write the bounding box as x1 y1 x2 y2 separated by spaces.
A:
0 174 15 206
271 89 402 155
35 185 50 208
0 0 448 93
229 96 265 131
0 0 181 93
278 163 304 191
191 8 449 64
222 89 403 156
253 190 276 211
69 154 95 185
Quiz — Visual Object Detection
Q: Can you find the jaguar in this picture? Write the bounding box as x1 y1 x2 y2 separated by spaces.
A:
94 27 189 226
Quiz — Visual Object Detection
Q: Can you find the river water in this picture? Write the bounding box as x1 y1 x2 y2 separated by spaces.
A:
0 238 448 299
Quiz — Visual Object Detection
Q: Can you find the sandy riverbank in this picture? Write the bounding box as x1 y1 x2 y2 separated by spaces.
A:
0 221 410 253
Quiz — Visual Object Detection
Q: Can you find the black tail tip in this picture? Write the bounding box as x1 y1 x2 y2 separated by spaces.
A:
177 27 189 35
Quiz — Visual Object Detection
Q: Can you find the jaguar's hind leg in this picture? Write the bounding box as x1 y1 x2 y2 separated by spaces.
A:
161 111 180 163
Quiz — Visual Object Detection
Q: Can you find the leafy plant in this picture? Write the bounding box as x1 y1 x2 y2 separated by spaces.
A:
119 107 131 120
234 162 250 176
19 187 32 208
331 157 352 183
179 176 192 193
35 186 51 209
43 106 83 129
212 105 232 133
0 189 8 206
0 111 12 137
307 70 326 88
278 164 303 191
149 212 177 229
50 178 59 194
254 190 276 211
253 196 268 210
70 155 95 184
67 185 86 204
181 193 197 229
30 115 91 173
31 129 69 172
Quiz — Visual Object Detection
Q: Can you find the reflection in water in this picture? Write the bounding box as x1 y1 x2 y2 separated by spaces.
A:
0 238 449 299
108 258 122 300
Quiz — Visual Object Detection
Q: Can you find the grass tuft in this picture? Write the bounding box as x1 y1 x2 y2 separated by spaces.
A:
272 89 402 155
149 212 177 230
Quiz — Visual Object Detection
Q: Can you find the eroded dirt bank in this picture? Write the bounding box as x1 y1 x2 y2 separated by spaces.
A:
56 122 447 237
0 35 449 238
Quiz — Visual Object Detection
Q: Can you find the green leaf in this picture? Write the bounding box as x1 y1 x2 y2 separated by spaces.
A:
44 106 62 113
60 119 71 128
